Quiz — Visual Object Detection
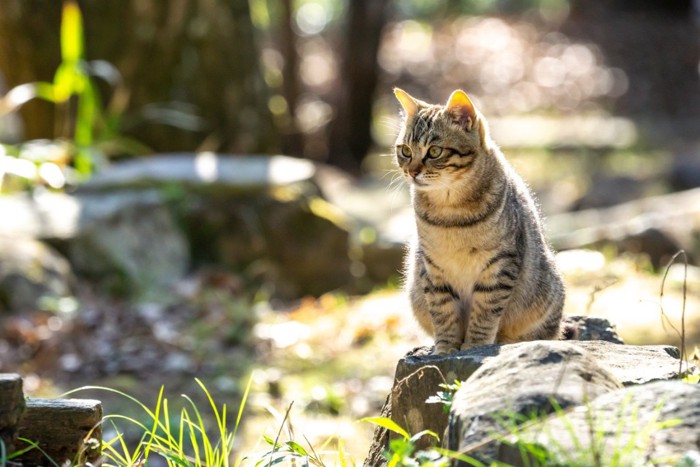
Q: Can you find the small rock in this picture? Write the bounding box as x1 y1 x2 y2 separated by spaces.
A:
570 175 645 211
0 238 74 313
562 315 624 344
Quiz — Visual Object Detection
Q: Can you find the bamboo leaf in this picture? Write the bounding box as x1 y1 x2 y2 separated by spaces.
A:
61 0 84 62
285 441 309 456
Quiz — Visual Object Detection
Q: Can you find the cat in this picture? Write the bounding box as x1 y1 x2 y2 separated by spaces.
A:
394 88 565 355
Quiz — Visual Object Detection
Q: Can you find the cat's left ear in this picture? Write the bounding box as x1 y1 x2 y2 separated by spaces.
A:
394 88 419 119
446 90 478 131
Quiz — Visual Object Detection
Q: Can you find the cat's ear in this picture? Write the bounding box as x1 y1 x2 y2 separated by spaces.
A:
394 88 419 118
446 90 478 131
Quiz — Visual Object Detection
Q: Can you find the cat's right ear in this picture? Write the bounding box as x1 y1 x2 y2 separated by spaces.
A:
394 88 419 119
446 89 478 131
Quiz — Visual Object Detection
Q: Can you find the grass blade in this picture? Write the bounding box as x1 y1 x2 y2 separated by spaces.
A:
360 417 410 440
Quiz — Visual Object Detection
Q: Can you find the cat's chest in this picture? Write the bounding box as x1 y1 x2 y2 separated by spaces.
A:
419 226 493 291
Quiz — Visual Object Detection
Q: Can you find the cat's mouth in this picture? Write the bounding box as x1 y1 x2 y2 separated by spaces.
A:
409 176 439 190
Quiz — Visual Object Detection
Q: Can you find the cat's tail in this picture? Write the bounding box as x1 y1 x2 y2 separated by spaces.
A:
561 321 579 340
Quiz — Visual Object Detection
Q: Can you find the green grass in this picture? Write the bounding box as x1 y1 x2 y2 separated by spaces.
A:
497 396 684 467
60 376 253 467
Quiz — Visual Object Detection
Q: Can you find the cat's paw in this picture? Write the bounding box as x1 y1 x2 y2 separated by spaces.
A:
460 342 479 351
433 344 460 355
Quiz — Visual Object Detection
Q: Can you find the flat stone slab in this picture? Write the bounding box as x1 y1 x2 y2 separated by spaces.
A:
81 153 316 191
398 340 693 388
574 341 691 385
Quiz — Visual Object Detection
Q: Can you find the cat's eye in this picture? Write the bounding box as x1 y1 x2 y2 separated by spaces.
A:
427 146 443 159
398 145 412 158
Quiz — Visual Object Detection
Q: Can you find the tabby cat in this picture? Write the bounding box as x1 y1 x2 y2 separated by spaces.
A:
394 88 565 355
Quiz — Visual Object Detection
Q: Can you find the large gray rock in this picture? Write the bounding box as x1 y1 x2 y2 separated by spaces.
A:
445 342 623 463
497 381 700 466
0 192 80 239
0 190 189 298
547 187 700 268
68 191 189 296
81 154 358 298
364 338 693 466
0 237 74 312
0 154 357 298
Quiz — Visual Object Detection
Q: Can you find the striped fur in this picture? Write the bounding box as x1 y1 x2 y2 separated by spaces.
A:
394 88 565 355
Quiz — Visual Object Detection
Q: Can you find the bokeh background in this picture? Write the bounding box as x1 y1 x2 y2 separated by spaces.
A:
1 0 700 463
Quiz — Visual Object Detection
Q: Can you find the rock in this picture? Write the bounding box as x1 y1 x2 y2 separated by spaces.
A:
669 151 700 191
80 153 317 192
0 190 189 298
313 168 408 288
562 315 624 344
0 238 74 313
0 192 80 239
364 394 392 467
81 154 356 298
547 187 700 269
259 197 352 298
0 155 413 298
445 342 622 462
364 340 692 466
570 175 646 211
497 381 700 465
67 190 189 296
574 341 690 386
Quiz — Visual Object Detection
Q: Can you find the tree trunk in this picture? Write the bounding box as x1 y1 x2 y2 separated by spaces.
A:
328 0 390 173
0 1 62 141
278 0 304 156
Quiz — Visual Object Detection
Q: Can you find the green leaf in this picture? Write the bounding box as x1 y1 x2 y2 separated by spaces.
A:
75 79 98 147
53 63 85 102
61 0 84 62
361 417 411 440
262 435 280 448
285 441 309 456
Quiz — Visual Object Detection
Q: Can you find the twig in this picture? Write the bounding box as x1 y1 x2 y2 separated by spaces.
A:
268 401 295 467
659 250 688 375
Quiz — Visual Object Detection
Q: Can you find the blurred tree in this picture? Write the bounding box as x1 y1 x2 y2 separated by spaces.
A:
0 0 278 155
565 0 700 132
0 2 61 143
328 0 391 173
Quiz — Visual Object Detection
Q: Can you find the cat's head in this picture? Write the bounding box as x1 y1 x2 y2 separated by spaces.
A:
393 88 492 191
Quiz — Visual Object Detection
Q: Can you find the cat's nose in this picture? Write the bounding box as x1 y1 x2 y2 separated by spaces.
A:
409 169 420 178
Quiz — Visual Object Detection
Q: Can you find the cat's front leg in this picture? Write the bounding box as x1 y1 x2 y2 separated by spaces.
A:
463 284 511 348
425 282 463 355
